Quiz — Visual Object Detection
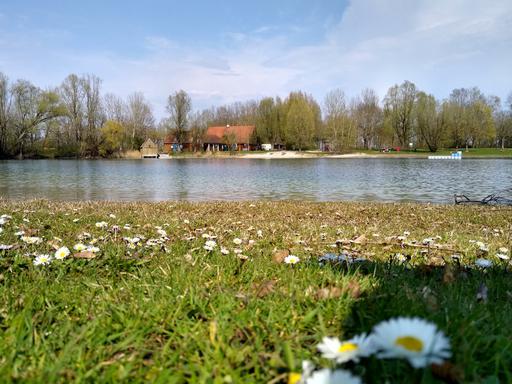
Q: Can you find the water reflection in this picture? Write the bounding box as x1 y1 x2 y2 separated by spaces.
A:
0 158 510 203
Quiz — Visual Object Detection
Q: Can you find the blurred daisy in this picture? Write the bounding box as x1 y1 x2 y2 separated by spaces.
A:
73 243 87 252
284 255 300 264
371 317 451 368
21 236 43 245
233 238 242 245
204 240 217 251
233 248 242 254
14 230 25 237
475 241 488 251
305 368 362 384
497 253 510 260
288 360 314 384
54 246 70 260
95 221 108 229
87 246 100 253
109 214 116 219
422 238 434 245
157 229 167 237
317 334 374 363
499 247 509 254
220 247 230 255
72 218 80 223
34 254 52 266
257 230 263 238
475 258 492 268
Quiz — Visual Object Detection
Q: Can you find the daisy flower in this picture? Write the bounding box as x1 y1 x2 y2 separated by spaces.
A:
317 334 374 363
54 246 70 260
497 253 510 260
95 221 108 229
284 255 300 264
220 247 230 255
305 368 362 384
204 240 217 251
87 246 100 253
73 243 87 252
157 229 167 237
233 238 242 245
34 254 52 266
21 236 43 245
14 230 25 237
371 317 451 368
0 244 13 250
475 258 492 268
72 218 80 223
109 214 116 219
288 360 314 384
257 230 263 238
499 247 508 254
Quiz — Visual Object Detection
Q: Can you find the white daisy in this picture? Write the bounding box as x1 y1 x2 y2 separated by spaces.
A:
284 255 300 264
288 360 315 384
305 368 362 384
183 219 190 224
371 317 451 368
0 244 13 250
73 218 80 223
220 247 230 255
497 253 510 260
257 230 263 238
233 248 243 254
87 246 100 253
33 254 52 266
14 230 25 237
233 238 242 245
109 214 116 219
475 241 488 251
317 334 374 363
204 240 217 251
475 258 492 268
21 236 43 245
54 246 70 260
73 243 87 252
499 247 509 254
95 221 108 229
422 238 434 245
157 229 167 237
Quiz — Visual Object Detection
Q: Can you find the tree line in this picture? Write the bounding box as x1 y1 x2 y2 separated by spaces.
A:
0 71 511 158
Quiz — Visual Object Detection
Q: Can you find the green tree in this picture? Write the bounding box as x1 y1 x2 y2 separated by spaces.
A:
99 120 125 156
414 92 445 152
383 80 417 148
285 93 315 150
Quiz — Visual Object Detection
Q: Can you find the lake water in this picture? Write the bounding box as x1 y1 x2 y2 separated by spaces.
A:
0 158 510 203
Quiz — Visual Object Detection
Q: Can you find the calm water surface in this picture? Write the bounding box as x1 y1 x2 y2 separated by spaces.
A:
0 158 510 203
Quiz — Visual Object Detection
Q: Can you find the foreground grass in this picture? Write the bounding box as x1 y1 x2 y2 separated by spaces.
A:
0 200 511 383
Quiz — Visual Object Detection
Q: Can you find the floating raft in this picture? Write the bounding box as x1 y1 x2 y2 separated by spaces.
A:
428 151 462 160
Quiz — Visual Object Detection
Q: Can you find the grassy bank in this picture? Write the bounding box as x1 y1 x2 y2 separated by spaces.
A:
0 200 511 383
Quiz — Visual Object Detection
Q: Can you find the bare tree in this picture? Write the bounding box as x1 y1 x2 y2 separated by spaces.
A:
166 90 191 145
354 88 382 149
126 92 154 149
60 74 85 146
324 89 355 151
0 73 10 157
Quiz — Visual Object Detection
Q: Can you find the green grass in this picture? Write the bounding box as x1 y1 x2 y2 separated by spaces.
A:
356 147 512 158
0 200 511 383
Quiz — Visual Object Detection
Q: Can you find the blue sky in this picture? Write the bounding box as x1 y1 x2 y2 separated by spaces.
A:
0 0 511 118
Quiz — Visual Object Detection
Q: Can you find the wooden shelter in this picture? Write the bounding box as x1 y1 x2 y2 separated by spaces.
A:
140 138 158 158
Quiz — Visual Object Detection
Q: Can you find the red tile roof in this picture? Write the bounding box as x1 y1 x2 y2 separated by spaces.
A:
205 125 255 144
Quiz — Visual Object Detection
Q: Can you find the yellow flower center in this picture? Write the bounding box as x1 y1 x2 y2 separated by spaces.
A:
288 372 302 384
338 342 358 353
395 336 423 352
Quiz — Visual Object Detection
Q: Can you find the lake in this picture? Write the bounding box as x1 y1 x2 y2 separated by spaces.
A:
0 158 510 203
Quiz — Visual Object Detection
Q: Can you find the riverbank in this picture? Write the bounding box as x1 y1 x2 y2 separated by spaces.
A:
0 200 510 382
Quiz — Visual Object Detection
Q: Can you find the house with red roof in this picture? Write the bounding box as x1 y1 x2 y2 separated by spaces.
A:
204 125 257 151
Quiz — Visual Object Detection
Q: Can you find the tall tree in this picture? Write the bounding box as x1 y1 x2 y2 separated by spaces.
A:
166 90 191 145
324 89 355 151
353 88 382 150
0 73 10 157
60 74 85 147
383 80 417 148
414 92 445 152
126 92 154 149
82 74 103 156
10 80 64 158
285 92 315 150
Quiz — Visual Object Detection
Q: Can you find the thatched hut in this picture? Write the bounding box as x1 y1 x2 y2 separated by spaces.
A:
140 138 158 158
